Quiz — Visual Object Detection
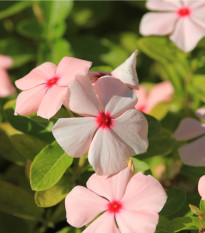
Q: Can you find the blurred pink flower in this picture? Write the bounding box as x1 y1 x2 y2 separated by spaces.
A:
198 175 205 200
52 76 148 175
15 57 91 119
134 81 174 113
0 55 16 97
65 167 167 233
173 108 205 166
88 50 139 89
140 0 205 52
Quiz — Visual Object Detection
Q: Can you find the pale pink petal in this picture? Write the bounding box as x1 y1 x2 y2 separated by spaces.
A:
88 128 131 175
183 0 205 9
68 75 101 116
179 136 205 166
15 85 47 116
86 167 133 201
116 210 159 233
94 76 137 118
112 109 149 155
52 117 97 157
189 7 205 30
56 57 92 86
140 12 178 36
0 69 16 97
0 55 13 69
15 62 57 90
196 108 205 120
83 212 119 233
146 0 180 11
111 51 139 89
37 85 67 119
170 17 205 52
121 172 167 213
134 86 148 111
65 186 108 228
145 81 174 113
173 118 205 141
198 175 205 200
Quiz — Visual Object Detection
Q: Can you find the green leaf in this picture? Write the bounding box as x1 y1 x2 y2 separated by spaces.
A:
181 165 205 178
149 102 172 120
160 189 186 217
132 157 150 174
156 216 170 233
0 180 43 220
144 113 161 139
200 201 205 214
190 204 203 217
30 141 73 191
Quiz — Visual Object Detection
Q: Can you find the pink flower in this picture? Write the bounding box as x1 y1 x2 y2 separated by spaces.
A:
52 76 148 175
140 0 205 52
134 81 174 113
0 55 16 97
88 51 139 89
65 167 167 233
15 57 91 119
198 175 205 200
173 108 205 166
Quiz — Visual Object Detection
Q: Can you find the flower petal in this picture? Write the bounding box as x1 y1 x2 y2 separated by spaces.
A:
140 12 178 36
65 186 108 228
83 212 119 233
68 75 101 116
179 136 205 166
52 117 97 157
134 85 148 111
57 57 92 86
37 85 68 119
86 167 133 201
146 0 180 11
88 128 131 175
173 118 205 141
116 209 159 233
112 109 149 155
15 62 57 90
15 85 47 116
183 0 205 9
0 69 16 97
198 175 205 200
196 108 205 120
0 55 13 69
121 172 167 213
170 17 205 52
111 51 139 89
94 76 137 118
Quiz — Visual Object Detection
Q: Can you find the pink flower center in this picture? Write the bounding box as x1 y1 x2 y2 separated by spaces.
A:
46 77 59 88
108 200 122 214
177 7 191 17
137 105 146 113
96 112 113 129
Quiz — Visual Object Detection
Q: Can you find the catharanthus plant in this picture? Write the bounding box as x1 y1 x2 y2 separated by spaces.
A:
52 75 148 175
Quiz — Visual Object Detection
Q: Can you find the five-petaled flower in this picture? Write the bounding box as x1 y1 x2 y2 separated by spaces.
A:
52 75 148 175
65 167 167 233
140 0 205 52
15 57 92 119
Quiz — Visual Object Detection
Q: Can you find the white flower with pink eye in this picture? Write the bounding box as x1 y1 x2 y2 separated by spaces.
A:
14 57 92 119
65 167 167 233
52 76 148 175
140 0 205 52
0 55 16 98
198 175 205 200
173 108 205 166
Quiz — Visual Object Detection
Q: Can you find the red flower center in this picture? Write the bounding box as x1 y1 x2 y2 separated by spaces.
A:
108 200 122 214
137 105 146 113
177 7 191 17
46 77 59 88
96 112 113 129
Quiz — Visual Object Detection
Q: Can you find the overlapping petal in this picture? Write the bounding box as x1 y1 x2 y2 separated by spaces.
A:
0 69 16 97
198 175 205 200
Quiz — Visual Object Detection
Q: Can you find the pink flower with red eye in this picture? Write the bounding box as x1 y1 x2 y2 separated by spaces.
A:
198 175 205 200
88 50 139 89
0 55 16 98
65 167 167 233
134 81 174 114
173 108 205 166
140 0 205 52
52 76 148 175
14 57 92 119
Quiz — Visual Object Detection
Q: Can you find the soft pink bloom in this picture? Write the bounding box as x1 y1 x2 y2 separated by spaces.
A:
88 50 139 89
15 57 91 119
140 0 205 52
52 76 148 175
0 55 16 98
173 108 205 166
65 167 167 233
198 175 205 200
134 81 174 113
